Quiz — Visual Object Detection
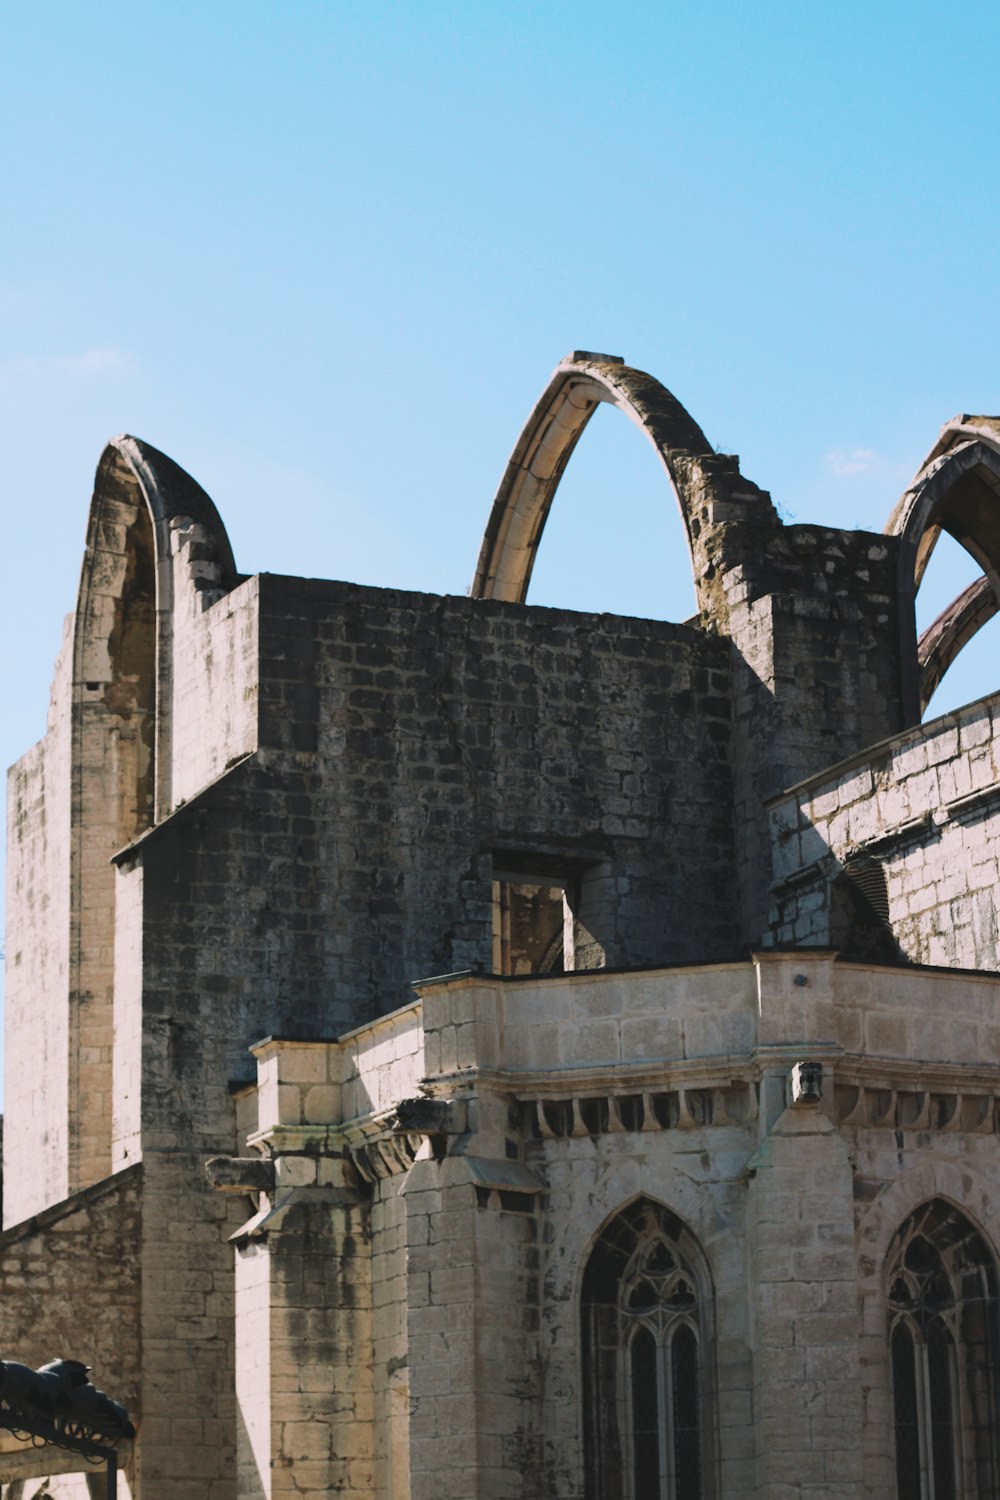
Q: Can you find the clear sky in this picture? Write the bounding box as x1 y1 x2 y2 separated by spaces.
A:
3 1 1000 1036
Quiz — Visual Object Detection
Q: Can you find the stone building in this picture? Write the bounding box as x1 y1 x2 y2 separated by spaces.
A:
4 351 1000 1499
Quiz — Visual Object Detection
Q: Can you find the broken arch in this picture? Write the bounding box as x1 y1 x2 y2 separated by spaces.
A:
68 435 236 1193
886 422 1000 716
471 351 727 609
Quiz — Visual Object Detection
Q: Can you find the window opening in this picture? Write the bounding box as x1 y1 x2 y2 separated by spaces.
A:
492 876 572 975
491 855 605 974
887 1199 1000 1499
583 1199 712 1500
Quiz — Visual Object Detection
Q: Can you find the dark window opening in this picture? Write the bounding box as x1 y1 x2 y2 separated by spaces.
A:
887 1199 1000 1499
831 853 903 965
491 854 607 975
583 1198 713 1500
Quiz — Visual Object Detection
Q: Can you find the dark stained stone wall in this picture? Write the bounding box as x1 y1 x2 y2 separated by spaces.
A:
132 578 739 1151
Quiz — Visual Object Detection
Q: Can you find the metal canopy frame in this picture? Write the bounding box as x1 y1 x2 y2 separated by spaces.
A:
0 1395 124 1498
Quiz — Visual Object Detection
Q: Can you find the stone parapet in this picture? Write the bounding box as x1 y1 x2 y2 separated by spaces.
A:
769 688 1000 966
204 953 1000 1498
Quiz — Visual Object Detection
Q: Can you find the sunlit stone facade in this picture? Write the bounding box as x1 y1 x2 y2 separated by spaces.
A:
5 358 1000 1497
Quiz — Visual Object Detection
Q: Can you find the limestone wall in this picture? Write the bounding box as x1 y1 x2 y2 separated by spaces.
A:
769 688 1000 967
0 1167 141 1490
123 577 738 1170
111 861 144 1172
222 954 1000 1499
168 576 259 812
133 1151 246 1499
4 628 73 1225
4 538 256 1224
370 1179 408 1500
723 526 906 945
254 575 739 983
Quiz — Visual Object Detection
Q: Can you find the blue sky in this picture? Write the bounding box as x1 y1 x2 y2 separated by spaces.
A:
3 1 1000 1024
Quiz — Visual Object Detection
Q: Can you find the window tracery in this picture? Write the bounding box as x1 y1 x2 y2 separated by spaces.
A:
887 1199 1000 1499
582 1199 712 1500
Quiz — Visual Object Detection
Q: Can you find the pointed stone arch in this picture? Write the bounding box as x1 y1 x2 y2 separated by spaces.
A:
917 573 999 714
884 1198 1000 1496
69 435 236 1193
76 435 237 823
886 421 1000 719
471 351 774 616
580 1195 717 1500
856 1164 1000 1492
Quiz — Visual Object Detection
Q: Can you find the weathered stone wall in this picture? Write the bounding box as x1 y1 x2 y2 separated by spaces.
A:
111 861 144 1173
4 483 253 1227
4 627 73 1225
724 525 907 945
0 1167 141 1489
123 577 738 1165
133 1152 245 1499
852 1122 1000 1497
225 954 1000 1500
370 1179 409 1500
257 575 738 981
769 688 1000 967
168 576 258 812
9 387 1000 1500
233 1197 374 1500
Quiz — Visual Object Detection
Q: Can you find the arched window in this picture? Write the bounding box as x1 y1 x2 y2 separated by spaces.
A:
582 1199 713 1500
887 1200 1000 1498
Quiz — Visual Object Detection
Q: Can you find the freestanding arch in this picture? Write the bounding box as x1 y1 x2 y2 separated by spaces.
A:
917 573 999 713
886 420 1000 719
68 435 236 1194
78 435 238 822
471 351 772 614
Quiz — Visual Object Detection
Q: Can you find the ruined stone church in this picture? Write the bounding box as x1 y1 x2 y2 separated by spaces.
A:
4 350 1000 1499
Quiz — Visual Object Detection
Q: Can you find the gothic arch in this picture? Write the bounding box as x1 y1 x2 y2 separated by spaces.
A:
856 1166 1000 1493
918 574 999 714
76 434 237 822
581 1196 716 1500
857 1162 1000 1272
471 352 732 608
886 423 1000 718
884 1199 1000 1497
68 435 236 1193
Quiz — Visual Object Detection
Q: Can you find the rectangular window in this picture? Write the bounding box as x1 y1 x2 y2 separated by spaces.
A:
491 855 606 975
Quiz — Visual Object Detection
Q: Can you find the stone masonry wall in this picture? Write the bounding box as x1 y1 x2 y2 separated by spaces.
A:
723 526 907 947
230 953 1000 1499
0 1167 141 1487
168 575 259 813
96 572 739 1482
4 626 74 1225
133 1152 247 1500
370 1178 409 1500
769 688 1000 967
126 576 739 1164
253 575 738 990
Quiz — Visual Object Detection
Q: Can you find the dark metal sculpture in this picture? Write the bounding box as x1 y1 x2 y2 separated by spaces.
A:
0 1359 133 1499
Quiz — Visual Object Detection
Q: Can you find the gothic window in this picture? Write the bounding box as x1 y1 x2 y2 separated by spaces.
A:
582 1199 713 1500
887 1199 1000 1499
